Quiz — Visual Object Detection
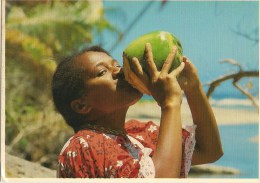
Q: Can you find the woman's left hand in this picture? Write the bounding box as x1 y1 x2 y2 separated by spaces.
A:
179 56 224 165
177 57 201 93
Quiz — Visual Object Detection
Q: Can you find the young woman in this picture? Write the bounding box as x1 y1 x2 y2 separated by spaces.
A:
52 44 223 178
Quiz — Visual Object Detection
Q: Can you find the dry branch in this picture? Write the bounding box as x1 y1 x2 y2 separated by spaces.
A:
232 81 259 109
206 70 259 110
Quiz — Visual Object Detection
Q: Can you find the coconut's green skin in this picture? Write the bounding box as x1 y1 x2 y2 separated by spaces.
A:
124 31 183 73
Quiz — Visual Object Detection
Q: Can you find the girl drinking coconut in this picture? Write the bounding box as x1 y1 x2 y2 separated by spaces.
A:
52 40 223 178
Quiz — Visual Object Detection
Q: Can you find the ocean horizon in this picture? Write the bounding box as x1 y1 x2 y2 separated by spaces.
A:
140 94 259 109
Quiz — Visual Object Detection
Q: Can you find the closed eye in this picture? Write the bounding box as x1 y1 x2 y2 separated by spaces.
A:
97 69 107 77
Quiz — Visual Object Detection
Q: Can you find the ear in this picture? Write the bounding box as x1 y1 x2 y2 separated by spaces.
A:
70 99 92 114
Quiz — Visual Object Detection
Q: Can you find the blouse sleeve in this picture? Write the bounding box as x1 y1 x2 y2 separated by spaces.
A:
126 120 196 178
57 132 155 178
57 136 101 178
180 124 197 177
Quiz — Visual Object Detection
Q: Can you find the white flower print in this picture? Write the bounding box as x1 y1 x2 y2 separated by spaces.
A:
148 125 157 133
133 159 138 164
67 151 77 158
136 135 144 141
77 137 89 148
116 160 123 167
86 135 90 139
103 134 111 139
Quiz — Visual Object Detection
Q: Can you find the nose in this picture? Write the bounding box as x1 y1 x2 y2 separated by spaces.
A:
112 66 124 80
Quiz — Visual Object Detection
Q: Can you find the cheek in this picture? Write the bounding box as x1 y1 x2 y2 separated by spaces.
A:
87 79 116 95
87 83 117 105
86 79 142 111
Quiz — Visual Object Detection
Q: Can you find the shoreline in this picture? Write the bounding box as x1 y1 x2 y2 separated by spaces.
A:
126 99 259 126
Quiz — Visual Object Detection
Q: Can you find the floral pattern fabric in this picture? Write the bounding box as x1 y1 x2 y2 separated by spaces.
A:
57 120 196 178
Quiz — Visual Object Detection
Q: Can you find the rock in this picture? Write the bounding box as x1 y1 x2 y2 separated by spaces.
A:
189 164 240 175
5 153 56 178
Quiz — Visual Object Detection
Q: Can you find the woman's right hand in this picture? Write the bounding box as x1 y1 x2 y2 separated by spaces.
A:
143 43 185 108
146 43 185 177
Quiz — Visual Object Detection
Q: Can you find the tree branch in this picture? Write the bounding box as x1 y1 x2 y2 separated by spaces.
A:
220 59 243 71
206 70 259 100
232 81 259 110
109 1 155 52
230 27 259 44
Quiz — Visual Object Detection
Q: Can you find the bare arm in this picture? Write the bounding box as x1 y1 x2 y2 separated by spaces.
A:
185 84 223 165
153 104 182 177
124 44 185 177
179 58 223 165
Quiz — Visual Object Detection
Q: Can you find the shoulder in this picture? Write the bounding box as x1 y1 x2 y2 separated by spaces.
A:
59 129 106 156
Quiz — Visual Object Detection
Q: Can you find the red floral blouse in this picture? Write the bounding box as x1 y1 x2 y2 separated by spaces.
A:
57 120 196 178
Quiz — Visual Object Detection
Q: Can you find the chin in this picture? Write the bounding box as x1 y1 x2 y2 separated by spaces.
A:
120 84 143 107
127 91 143 106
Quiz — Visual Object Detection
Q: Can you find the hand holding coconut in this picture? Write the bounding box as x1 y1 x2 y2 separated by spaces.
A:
123 31 201 98
123 32 186 177
123 31 184 95
124 43 185 108
123 31 223 176
177 56 201 94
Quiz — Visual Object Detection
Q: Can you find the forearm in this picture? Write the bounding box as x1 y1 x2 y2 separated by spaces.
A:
152 104 182 177
185 84 223 165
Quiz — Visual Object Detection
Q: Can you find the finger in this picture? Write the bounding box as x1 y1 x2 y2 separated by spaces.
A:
123 54 131 81
128 73 149 94
161 46 177 76
123 54 151 94
145 43 157 79
183 56 187 63
132 57 143 76
170 62 185 76
183 56 192 65
182 56 193 71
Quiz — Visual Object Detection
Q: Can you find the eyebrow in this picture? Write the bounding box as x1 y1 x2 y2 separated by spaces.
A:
95 59 118 67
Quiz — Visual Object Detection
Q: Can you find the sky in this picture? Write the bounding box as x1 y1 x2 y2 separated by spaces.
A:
94 1 259 99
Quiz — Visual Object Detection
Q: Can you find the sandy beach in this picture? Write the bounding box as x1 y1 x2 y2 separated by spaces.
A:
126 99 259 126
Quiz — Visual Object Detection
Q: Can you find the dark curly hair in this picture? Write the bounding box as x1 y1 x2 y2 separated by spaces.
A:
52 46 110 131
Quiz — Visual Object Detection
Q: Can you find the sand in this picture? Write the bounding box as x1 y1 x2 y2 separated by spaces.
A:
126 100 259 126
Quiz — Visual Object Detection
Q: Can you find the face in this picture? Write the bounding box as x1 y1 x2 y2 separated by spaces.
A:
75 51 142 114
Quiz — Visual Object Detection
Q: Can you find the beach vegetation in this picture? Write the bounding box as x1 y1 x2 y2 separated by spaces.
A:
5 0 119 170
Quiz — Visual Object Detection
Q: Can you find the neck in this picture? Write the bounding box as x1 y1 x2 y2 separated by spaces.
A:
78 107 128 132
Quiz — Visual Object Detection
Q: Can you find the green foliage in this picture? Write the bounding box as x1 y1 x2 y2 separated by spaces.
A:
5 0 120 169
6 1 118 55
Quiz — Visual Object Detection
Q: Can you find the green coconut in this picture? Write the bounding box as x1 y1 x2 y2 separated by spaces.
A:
124 31 183 73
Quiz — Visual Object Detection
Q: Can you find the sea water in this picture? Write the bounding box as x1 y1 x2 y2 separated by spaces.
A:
212 124 259 178
141 95 259 178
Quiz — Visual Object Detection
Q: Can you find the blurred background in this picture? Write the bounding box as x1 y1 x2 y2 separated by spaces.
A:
4 0 259 178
